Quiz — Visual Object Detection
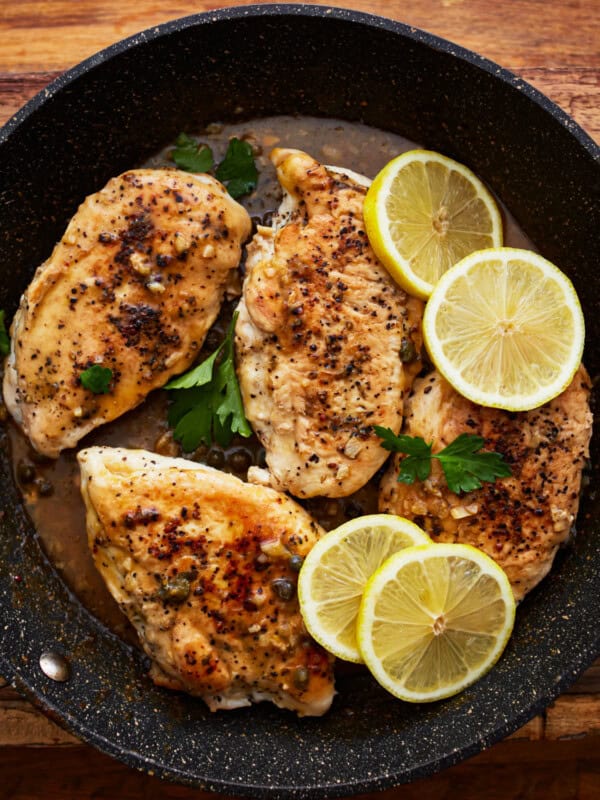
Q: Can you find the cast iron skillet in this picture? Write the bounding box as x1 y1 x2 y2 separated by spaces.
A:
0 5 598 797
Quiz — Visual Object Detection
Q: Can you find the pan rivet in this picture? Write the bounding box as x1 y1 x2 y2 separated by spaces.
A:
39 651 70 682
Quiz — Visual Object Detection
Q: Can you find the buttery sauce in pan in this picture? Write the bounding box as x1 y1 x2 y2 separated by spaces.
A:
7 115 535 642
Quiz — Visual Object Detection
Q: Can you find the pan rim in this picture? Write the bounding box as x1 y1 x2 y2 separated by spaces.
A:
1 4 598 159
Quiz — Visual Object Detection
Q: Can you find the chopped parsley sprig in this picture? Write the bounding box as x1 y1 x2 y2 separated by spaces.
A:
0 310 10 356
215 138 258 199
172 133 214 173
165 311 252 450
172 134 258 199
80 365 113 394
375 427 512 494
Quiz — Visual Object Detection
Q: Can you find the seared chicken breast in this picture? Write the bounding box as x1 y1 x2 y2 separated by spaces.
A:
379 367 592 600
4 169 251 457
236 148 423 498
78 446 334 716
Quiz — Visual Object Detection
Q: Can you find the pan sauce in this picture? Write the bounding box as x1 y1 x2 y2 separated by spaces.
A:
7 115 535 641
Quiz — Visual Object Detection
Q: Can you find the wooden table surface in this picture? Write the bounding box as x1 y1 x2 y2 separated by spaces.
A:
0 1 598 798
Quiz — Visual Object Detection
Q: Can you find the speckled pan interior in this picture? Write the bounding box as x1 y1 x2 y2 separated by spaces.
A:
0 5 599 798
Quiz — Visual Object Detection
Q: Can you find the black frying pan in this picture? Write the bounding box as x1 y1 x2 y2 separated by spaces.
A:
0 6 598 798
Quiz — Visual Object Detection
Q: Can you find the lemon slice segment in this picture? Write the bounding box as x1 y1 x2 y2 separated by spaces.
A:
423 247 585 411
357 543 516 702
298 515 430 663
364 149 502 299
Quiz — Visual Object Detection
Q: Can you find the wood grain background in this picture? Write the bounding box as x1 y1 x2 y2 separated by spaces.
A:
0 1 598 798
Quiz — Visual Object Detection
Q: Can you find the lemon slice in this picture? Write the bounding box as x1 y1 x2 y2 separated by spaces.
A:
364 149 502 299
298 515 430 662
423 247 585 411
357 543 516 702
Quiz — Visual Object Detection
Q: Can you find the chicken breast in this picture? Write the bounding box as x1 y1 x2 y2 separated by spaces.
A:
78 446 334 716
379 367 593 601
4 169 251 457
236 148 423 498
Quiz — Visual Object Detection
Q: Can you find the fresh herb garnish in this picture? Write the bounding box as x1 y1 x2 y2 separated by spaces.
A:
375 427 512 494
215 137 259 199
165 311 252 450
0 310 10 356
172 133 214 174
173 133 258 199
80 365 113 394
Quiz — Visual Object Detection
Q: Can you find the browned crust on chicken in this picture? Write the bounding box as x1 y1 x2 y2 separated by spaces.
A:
379 367 593 601
236 148 423 498
78 447 334 716
4 169 251 457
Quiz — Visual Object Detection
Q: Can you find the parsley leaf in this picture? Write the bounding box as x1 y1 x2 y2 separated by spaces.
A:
172 133 258 199
215 138 258 199
172 132 214 174
80 365 113 394
374 427 511 494
375 426 432 483
164 346 221 390
436 433 513 493
168 390 212 452
0 310 10 356
165 311 252 450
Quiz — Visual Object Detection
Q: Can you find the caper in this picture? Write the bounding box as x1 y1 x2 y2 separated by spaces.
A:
344 500 364 519
288 554 304 573
399 338 417 363
293 666 309 690
192 443 209 462
206 448 225 469
17 461 36 484
158 576 190 604
272 578 296 601
36 479 54 497
228 448 252 473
